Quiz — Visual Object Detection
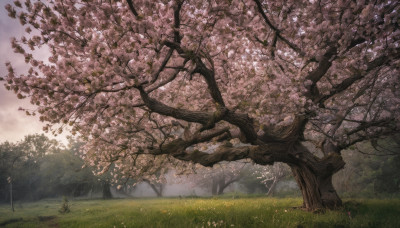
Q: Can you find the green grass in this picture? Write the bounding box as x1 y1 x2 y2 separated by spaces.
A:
0 197 399 227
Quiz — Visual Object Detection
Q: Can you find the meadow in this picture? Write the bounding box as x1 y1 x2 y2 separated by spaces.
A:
0 197 399 228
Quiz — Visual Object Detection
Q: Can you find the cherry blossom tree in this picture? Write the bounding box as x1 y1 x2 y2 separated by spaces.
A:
3 0 400 210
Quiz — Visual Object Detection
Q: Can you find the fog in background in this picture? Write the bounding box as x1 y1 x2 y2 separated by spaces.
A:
1 133 399 205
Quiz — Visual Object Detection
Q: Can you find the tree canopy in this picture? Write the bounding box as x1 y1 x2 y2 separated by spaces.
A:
3 0 400 210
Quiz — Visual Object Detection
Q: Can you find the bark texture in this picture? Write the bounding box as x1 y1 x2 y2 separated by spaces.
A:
287 143 345 210
290 164 342 210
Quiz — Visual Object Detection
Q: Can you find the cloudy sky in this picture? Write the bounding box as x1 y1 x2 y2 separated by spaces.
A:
0 0 68 144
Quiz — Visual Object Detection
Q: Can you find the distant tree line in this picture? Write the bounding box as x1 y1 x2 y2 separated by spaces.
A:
0 135 107 204
333 136 400 197
1 134 399 207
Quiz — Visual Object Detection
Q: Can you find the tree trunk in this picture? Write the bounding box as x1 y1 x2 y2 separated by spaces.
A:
89 185 93 199
145 181 163 197
217 183 225 195
217 176 225 195
217 176 240 195
266 178 278 196
211 178 218 195
102 181 112 199
10 179 14 212
155 184 163 197
290 163 342 210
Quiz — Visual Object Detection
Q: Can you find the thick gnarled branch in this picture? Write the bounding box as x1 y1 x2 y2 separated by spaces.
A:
304 46 337 100
173 146 251 167
138 86 258 143
138 86 212 125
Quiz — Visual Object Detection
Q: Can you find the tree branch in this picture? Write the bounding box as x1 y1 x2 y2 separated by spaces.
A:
173 145 253 167
339 119 398 150
173 0 184 43
138 86 212 125
138 127 255 167
316 54 391 104
252 0 305 56
345 119 393 136
126 0 139 17
192 59 225 106
150 48 174 84
138 85 259 142
164 43 226 107
304 46 337 100
146 59 189 93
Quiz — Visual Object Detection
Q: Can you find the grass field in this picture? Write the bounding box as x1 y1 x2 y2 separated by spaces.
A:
1 197 400 227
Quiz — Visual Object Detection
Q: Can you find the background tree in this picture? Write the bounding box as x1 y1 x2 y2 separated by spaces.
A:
38 148 101 198
0 135 104 204
142 179 165 197
333 135 400 197
237 167 269 195
0 141 25 211
0 134 59 210
3 0 400 210
190 162 246 196
67 137 114 199
254 163 291 196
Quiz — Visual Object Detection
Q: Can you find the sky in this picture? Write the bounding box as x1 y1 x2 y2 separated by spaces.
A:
0 0 68 144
